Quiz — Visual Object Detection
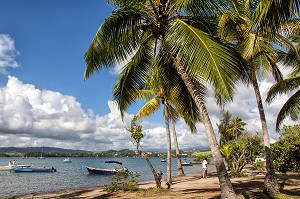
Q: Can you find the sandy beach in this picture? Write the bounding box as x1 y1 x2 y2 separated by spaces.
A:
15 169 300 199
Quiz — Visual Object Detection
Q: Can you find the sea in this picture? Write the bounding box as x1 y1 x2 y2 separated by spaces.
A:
0 157 214 197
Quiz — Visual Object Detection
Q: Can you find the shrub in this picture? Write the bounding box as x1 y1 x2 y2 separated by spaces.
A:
105 170 140 192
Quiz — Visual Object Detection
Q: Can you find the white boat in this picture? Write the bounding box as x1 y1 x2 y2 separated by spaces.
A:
0 161 32 171
182 160 193 166
63 158 72 163
37 148 45 159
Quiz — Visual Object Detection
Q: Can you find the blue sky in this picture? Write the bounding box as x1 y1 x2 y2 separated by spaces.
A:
0 0 296 151
0 0 115 115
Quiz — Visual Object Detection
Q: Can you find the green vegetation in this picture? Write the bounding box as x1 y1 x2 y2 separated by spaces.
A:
217 111 264 176
105 170 140 192
272 125 300 173
191 151 212 163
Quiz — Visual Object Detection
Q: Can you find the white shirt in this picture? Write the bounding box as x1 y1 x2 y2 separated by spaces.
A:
202 160 208 169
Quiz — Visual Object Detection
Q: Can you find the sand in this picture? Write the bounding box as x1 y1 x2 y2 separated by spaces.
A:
13 168 300 199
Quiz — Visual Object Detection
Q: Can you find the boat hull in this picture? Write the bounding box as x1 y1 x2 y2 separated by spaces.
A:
0 166 13 171
12 167 56 172
85 166 117 175
182 162 193 166
0 165 32 171
63 158 72 163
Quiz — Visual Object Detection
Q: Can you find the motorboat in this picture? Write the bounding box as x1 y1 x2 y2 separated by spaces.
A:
63 158 72 163
182 161 193 166
0 161 32 171
12 167 57 172
86 160 127 175
85 166 117 175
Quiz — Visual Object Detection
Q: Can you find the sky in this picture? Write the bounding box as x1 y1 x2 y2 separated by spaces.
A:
0 0 297 152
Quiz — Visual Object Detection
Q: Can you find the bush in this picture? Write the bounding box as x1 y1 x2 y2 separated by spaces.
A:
272 125 300 173
229 168 247 178
105 170 140 192
255 161 264 170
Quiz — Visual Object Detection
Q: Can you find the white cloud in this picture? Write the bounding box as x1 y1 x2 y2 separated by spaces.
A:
0 73 297 152
0 34 19 74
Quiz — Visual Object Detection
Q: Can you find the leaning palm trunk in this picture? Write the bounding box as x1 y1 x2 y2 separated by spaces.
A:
170 113 185 176
164 101 172 185
172 58 236 199
141 152 162 188
252 76 279 194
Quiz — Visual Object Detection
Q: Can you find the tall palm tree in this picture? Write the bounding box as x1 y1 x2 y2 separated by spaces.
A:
131 64 204 183
84 1 247 198
217 0 296 194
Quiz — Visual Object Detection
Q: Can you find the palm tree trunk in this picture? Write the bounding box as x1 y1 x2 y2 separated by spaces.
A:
252 76 279 194
170 111 185 176
164 101 172 185
172 57 236 199
141 152 162 188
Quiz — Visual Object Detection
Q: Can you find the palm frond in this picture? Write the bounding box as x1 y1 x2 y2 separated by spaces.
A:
174 0 229 16
112 38 153 119
266 76 300 103
253 0 300 35
84 6 148 79
134 97 161 121
165 18 247 101
276 89 300 131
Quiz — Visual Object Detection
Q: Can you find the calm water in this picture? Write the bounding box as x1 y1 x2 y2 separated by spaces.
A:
0 157 213 197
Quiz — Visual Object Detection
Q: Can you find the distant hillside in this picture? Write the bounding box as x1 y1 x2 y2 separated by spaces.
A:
0 147 90 154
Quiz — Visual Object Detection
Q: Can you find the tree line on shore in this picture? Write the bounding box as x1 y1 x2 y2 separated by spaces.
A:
0 148 201 158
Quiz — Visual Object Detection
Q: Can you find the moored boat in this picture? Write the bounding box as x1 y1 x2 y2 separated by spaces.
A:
85 166 117 175
63 158 72 163
86 160 127 175
12 167 57 172
0 161 32 171
182 161 193 166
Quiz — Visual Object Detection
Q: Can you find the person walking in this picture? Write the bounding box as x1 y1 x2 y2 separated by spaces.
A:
202 158 208 178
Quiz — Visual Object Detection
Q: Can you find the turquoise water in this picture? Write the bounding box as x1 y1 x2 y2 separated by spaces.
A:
0 157 212 197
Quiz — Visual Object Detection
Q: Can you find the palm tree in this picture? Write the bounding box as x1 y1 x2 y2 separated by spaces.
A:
84 1 247 198
217 110 232 147
131 65 204 184
226 117 246 141
217 0 298 194
220 144 233 170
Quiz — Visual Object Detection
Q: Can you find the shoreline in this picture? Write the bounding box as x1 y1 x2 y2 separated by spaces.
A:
8 170 300 199
11 172 202 199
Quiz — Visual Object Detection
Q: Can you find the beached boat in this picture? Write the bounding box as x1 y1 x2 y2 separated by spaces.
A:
63 158 72 163
12 167 57 172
